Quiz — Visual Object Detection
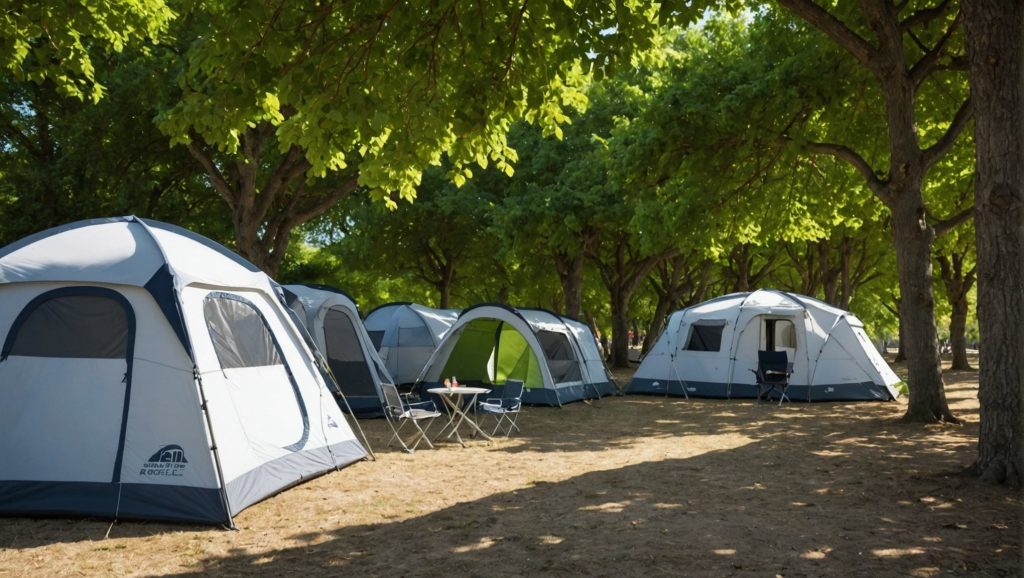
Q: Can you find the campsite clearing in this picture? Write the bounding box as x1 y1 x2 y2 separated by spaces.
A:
0 359 1019 577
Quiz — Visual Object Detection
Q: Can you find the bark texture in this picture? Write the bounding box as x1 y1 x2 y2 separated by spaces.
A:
963 0 1024 488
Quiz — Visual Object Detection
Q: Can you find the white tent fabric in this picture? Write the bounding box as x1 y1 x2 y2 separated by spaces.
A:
363 303 458 386
0 217 365 525
416 304 617 406
627 289 901 401
284 284 393 416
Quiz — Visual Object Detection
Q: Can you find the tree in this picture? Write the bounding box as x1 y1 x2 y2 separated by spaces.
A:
773 0 971 423
0 0 173 103
325 166 500 308
962 0 1024 488
0 46 227 246
935 240 975 370
157 1 679 276
642 251 713 353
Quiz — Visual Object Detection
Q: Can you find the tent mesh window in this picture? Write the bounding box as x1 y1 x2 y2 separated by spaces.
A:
367 330 385 349
685 323 725 352
203 297 282 368
323 307 375 396
397 325 432 346
6 295 129 359
537 330 582 383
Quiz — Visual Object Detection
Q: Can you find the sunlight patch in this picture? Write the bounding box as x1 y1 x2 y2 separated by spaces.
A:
872 547 926 558
712 549 736 556
580 501 630 513
452 537 501 554
652 502 683 509
801 547 832 560
538 535 565 545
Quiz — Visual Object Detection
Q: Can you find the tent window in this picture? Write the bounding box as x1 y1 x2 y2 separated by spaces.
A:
367 330 385 349
686 323 724 352
323 307 375 396
204 296 281 369
537 330 582 383
5 294 129 359
397 325 432 346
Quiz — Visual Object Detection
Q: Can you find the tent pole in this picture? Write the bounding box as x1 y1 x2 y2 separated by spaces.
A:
195 368 237 529
320 357 376 461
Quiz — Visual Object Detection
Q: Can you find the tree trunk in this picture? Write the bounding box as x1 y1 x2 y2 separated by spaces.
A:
609 289 630 368
891 199 956 422
644 297 671 354
554 251 585 319
948 298 971 371
964 0 1024 488
937 253 975 371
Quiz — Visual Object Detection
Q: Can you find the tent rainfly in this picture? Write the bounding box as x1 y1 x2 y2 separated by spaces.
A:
284 284 393 417
627 289 901 401
363 302 458 386
416 304 618 406
0 217 366 526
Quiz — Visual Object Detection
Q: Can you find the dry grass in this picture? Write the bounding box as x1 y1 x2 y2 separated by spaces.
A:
0 360 1020 577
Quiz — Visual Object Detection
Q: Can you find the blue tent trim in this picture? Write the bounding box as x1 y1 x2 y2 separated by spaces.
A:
626 377 897 402
0 481 228 525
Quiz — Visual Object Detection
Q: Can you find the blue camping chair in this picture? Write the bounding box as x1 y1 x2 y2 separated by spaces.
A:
751 351 793 406
478 380 524 437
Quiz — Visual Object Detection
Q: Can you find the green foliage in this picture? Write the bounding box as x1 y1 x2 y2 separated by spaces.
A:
0 43 229 246
0 0 173 102
157 1 688 203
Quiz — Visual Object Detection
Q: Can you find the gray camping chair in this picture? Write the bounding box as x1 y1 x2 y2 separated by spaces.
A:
751 350 793 406
381 383 441 452
477 380 524 437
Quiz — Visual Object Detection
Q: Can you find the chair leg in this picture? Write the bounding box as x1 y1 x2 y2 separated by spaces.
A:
778 388 790 407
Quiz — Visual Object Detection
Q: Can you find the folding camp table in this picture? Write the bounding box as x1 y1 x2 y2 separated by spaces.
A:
427 387 493 446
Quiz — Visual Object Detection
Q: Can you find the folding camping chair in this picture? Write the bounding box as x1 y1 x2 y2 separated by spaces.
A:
381 383 442 452
477 379 524 437
751 350 793 406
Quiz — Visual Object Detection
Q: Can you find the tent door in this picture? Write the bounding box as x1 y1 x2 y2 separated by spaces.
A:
760 318 797 359
0 287 135 496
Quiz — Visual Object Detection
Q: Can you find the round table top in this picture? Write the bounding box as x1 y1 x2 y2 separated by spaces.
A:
427 386 491 395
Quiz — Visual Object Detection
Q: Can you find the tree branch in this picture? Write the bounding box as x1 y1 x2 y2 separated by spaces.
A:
900 0 952 29
774 0 876 68
186 137 237 209
909 8 962 87
933 206 975 237
802 139 890 201
922 96 973 169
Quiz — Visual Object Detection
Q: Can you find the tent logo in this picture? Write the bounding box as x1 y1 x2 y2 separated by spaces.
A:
141 445 188 477
327 417 339 428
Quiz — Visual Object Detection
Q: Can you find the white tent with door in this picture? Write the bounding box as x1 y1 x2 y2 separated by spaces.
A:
363 302 459 386
0 217 366 525
416 304 618 406
284 284 393 417
627 289 901 401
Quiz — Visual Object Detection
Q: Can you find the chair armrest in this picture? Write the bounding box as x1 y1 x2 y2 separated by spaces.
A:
405 400 437 412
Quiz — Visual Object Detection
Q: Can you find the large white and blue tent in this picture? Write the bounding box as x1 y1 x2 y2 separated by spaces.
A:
283 284 393 417
0 217 365 525
627 289 901 401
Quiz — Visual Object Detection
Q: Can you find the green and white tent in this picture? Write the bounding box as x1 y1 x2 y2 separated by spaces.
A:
416 304 617 406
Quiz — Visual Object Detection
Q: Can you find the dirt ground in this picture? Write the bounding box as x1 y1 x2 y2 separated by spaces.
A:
0 360 1020 577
